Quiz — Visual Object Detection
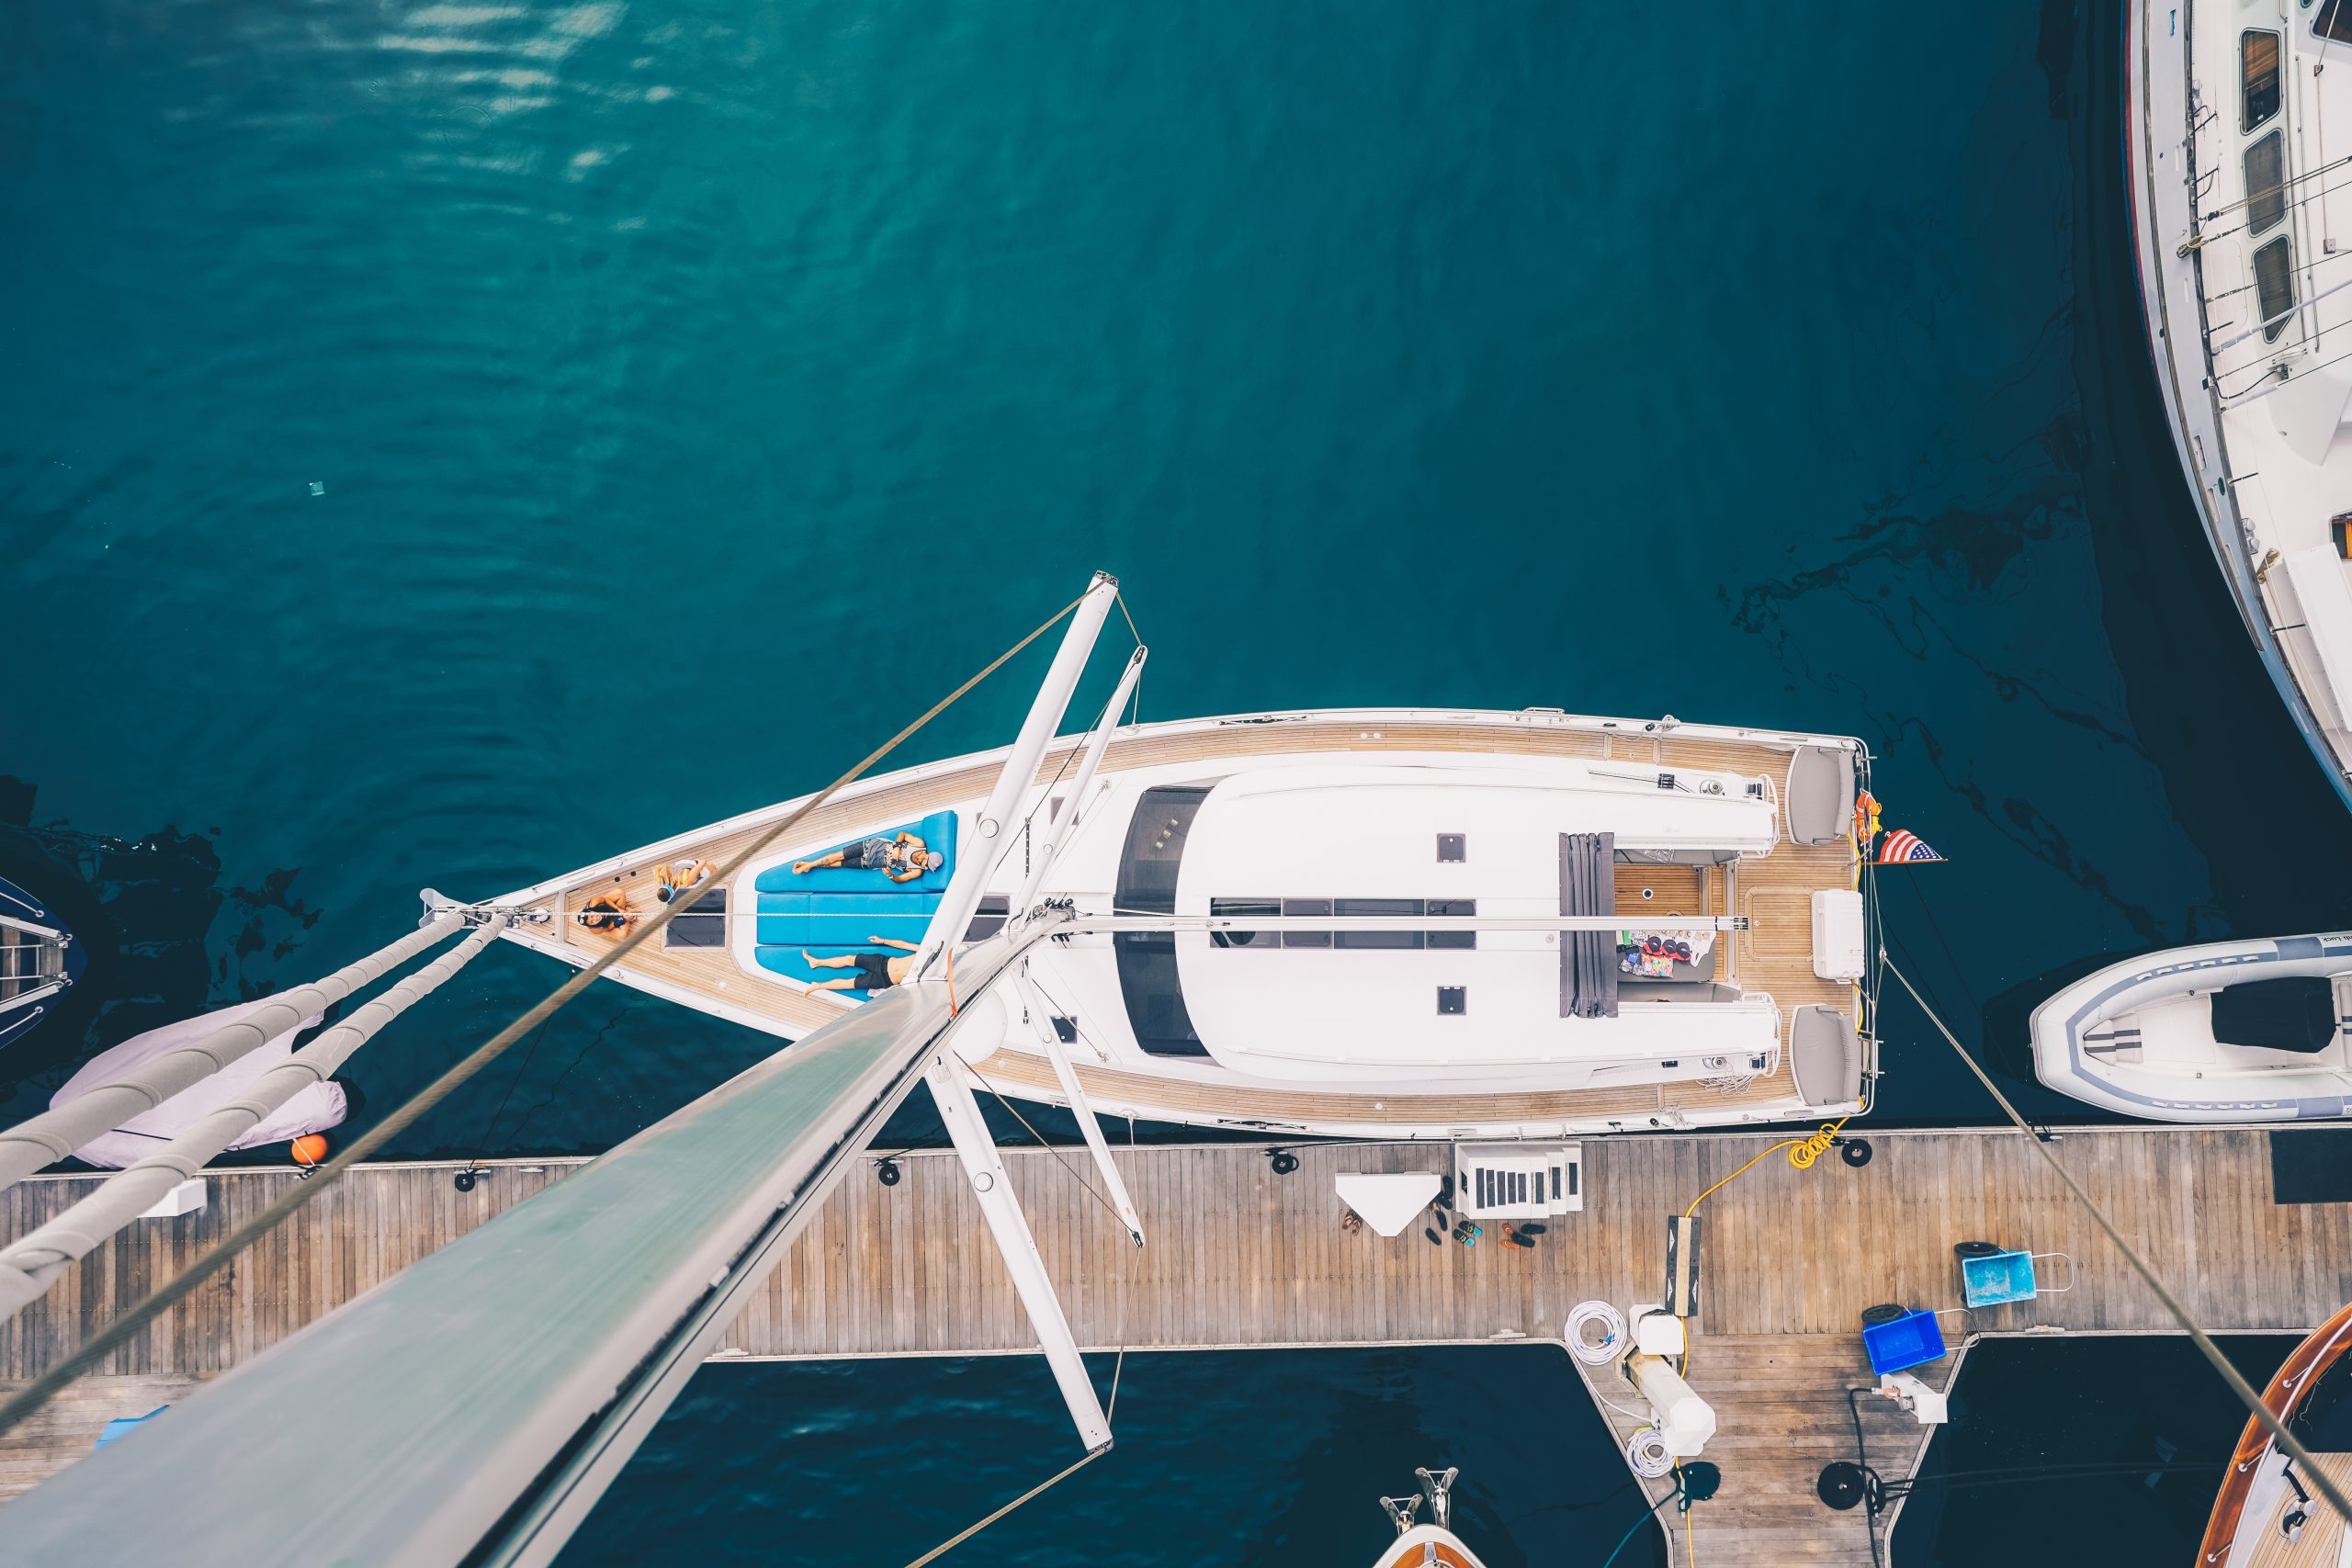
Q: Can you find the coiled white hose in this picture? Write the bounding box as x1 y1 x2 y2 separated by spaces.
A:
1566 1300 1627 1365
1625 1426 1675 1479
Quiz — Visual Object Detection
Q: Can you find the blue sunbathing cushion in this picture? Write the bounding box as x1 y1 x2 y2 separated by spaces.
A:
754 811 960 893
754 890 943 947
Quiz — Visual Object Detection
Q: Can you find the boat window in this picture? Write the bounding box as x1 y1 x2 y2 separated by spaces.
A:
1113 932 1209 1056
1114 784 1212 914
2256 235 2297 343
1427 897 1477 950
2246 130 2288 237
1335 897 1423 950
1281 897 1332 949
2319 3 2352 46
1114 784 1216 1057
2245 30 2282 132
1209 897 1280 949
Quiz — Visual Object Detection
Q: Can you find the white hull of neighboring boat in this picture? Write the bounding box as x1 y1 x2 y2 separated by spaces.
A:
2126 0 2352 810
2030 933 2352 1122
484 705 1879 1141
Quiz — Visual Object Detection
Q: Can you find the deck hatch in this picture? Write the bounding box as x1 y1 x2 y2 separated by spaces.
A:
1437 986 1466 1016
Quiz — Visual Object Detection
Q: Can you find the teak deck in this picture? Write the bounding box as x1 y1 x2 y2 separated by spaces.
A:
6 1126 2349 1561
498 712 1866 1131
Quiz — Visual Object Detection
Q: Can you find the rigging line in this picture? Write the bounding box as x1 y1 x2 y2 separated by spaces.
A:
967 1063 1131 1233
1114 591 1143 726
964 1057 1138 1418
2189 156 2352 241
0 589 1091 1442
499 1004 635 1151
897 1449 1105 1568
1881 954 2352 1531
461 1013 560 1169
979 673 1125 894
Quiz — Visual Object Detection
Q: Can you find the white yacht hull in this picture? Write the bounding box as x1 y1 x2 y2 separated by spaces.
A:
483 705 1878 1142
2126 0 2352 811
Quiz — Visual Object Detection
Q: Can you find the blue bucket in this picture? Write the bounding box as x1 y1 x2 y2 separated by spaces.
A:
1961 1250 2039 1308
1862 1310 1948 1376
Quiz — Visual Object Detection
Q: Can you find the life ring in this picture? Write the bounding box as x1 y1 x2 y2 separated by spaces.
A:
1626 1427 1674 1479
1566 1300 1627 1365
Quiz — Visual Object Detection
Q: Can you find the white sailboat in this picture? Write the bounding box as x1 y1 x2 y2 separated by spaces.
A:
0 573 1880 1565
2129 0 2352 810
473 573 1882 1140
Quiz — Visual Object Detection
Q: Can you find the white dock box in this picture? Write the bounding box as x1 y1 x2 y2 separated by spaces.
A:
1810 889 1865 980
1454 1142 1582 1219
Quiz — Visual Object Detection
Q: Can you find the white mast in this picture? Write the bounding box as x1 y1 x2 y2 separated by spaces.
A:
1001 640 1150 1247
913 570 1124 1451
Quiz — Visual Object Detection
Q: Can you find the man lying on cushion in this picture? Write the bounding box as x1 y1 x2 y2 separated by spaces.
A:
802 938 918 993
792 831 944 884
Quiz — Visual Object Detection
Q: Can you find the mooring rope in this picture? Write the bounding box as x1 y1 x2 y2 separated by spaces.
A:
897 1450 1105 1568
1883 953 2352 1529
0 588 1091 1441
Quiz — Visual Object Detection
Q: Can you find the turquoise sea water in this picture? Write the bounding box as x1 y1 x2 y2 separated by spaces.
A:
6 0 2345 1560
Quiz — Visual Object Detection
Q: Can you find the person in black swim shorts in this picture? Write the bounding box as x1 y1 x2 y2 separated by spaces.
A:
791 832 944 884
802 935 919 992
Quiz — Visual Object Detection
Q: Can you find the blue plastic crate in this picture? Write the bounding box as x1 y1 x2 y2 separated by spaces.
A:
1862 1310 1948 1375
1961 1250 2038 1307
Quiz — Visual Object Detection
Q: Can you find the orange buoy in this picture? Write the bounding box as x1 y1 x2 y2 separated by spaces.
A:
290 1134 328 1168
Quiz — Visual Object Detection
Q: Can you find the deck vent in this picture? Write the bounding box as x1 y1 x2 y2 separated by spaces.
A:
1437 833 1465 863
1437 986 1466 1016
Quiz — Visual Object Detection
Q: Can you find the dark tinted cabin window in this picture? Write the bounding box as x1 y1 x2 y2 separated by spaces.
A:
2245 30 2281 132
2319 4 2352 46
1209 897 1280 949
1427 897 1477 950
1114 784 1215 1056
1335 897 1422 950
2256 235 2297 342
1282 897 1331 949
1115 784 1210 913
2246 130 2288 237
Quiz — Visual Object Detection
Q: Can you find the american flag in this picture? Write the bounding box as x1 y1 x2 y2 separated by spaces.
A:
1876 829 1946 865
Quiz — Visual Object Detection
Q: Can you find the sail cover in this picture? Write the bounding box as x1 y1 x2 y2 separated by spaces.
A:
1559 831 1619 1020
50 998 347 1167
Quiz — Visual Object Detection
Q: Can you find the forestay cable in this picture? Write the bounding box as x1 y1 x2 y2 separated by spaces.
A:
0 589 1091 1440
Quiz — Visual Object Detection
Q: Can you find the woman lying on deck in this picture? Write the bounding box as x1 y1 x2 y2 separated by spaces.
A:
802 936 919 992
792 832 944 884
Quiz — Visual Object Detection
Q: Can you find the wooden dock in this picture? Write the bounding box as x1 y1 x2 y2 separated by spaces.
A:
5 1126 2349 1561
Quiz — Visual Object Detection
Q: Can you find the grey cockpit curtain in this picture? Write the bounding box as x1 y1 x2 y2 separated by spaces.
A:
1559 831 1618 1019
